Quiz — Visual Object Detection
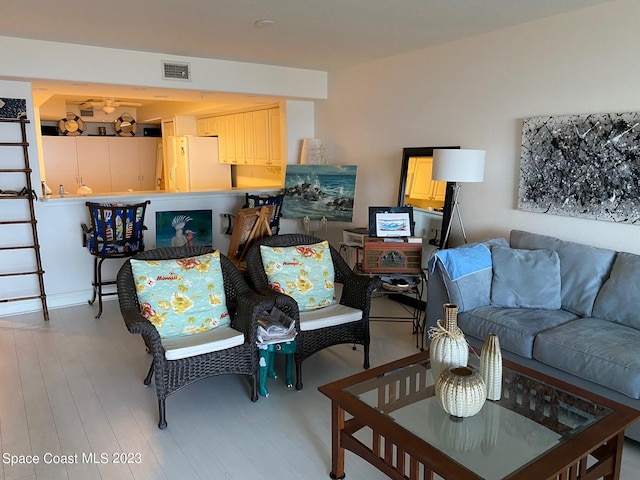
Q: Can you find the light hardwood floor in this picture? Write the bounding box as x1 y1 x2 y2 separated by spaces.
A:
1 296 639 480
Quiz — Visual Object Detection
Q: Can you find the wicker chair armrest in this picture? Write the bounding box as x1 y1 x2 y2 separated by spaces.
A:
232 291 274 343
340 273 382 311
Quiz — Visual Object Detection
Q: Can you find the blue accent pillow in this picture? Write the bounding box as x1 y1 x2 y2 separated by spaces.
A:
490 247 561 310
260 241 337 311
130 251 230 338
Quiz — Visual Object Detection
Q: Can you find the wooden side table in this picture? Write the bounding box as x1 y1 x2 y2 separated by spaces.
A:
257 340 296 397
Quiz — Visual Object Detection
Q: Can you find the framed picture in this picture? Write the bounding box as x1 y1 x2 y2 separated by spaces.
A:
282 165 357 222
156 210 212 247
375 212 411 238
368 206 414 237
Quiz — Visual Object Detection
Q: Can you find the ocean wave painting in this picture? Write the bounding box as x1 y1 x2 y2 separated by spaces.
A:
282 165 357 222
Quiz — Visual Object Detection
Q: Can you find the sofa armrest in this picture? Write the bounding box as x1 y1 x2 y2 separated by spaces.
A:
426 268 451 329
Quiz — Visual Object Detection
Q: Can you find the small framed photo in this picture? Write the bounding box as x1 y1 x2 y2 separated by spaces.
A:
375 212 411 237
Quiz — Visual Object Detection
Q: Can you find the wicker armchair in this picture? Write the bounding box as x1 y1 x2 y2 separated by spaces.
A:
117 246 296 429
245 234 382 390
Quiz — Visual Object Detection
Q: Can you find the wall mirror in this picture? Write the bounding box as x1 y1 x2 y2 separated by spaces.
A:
397 146 459 248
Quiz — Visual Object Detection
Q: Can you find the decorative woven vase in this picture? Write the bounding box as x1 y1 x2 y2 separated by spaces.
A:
479 333 502 401
429 303 468 382
435 366 486 418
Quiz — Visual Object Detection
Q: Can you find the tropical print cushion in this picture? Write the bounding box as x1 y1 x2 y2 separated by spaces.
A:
88 203 146 254
260 241 336 311
130 251 230 338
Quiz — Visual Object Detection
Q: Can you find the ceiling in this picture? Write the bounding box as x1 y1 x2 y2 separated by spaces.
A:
4 0 610 117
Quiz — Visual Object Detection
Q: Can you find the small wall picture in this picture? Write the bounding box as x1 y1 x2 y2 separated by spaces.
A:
0 98 27 119
156 210 212 247
375 212 411 237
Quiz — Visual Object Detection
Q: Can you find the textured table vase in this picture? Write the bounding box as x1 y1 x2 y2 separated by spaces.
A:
435 366 486 418
429 303 469 382
479 333 502 401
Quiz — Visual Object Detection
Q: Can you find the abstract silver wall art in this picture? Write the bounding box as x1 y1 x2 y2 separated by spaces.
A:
518 112 640 224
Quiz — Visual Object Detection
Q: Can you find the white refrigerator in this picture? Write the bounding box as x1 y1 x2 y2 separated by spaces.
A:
165 136 231 192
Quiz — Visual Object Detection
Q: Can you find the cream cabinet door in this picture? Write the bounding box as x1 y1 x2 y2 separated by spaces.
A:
75 137 112 193
253 109 270 165
108 138 139 192
243 112 256 164
409 157 435 200
233 113 246 164
218 115 237 164
269 108 281 165
138 138 159 190
109 137 158 192
42 136 79 192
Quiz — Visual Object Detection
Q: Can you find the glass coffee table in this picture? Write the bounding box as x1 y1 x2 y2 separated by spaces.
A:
318 350 640 480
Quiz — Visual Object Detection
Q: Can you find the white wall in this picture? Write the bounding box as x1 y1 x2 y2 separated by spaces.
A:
316 0 640 254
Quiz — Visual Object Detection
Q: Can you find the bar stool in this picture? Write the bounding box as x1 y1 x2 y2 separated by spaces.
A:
82 201 150 318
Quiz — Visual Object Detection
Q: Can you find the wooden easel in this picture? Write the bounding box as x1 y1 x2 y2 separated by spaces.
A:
227 205 274 271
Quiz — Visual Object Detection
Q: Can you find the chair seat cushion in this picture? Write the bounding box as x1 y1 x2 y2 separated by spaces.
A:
131 251 230 338
299 303 362 331
162 326 245 360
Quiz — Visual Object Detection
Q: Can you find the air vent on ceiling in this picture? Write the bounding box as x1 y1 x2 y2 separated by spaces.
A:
162 61 191 81
80 109 94 117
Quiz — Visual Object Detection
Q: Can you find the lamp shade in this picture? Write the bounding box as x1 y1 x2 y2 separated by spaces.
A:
432 149 485 182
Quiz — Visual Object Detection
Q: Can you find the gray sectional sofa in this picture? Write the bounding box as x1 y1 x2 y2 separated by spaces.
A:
426 229 640 441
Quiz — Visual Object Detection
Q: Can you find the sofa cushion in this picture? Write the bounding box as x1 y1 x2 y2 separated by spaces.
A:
431 243 492 312
299 303 362 331
458 306 578 358
533 317 640 399
490 247 561 310
592 252 640 330
131 251 230 339
162 326 244 361
260 241 337 311
510 230 616 316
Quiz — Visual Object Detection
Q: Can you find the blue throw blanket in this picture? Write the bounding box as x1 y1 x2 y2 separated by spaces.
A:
430 243 492 281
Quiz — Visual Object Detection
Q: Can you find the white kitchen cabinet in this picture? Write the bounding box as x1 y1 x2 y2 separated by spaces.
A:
41 137 79 192
109 137 159 192
43 136 158 194
74 137 112 193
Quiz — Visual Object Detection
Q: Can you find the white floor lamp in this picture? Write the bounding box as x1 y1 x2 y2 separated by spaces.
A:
432 149 485 247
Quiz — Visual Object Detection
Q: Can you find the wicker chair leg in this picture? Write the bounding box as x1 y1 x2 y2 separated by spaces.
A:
158 399 167 429
363 344 370 369
250 374 259 402
144 362 154 385
295 361 303 390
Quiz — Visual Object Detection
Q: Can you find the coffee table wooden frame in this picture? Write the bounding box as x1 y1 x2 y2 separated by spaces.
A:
318 350 639 480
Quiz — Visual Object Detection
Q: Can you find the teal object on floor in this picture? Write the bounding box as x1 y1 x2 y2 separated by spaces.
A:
258 341 296 397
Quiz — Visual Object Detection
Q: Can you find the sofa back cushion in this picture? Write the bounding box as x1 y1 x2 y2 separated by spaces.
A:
490 246 561 309
510 230 616 316
592 252 640 329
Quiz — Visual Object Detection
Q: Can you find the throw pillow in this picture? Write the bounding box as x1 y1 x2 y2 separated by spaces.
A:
131 251 230 338
490 246 561 310
430 242 494 312
260 241 337 311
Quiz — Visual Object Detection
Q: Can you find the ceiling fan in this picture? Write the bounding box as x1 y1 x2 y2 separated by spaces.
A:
75 98 142 114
